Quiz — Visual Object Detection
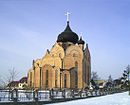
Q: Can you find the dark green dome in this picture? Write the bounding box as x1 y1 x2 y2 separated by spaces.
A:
57 22 79 44
78 37 85 44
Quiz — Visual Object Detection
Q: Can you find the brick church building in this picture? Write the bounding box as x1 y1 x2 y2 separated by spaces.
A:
27 18 91 90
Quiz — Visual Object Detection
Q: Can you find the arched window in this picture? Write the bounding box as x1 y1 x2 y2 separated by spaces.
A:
75 61 78 68
64 74 67 88
87 66 90 85
75 61 78 88
73 53 76 57
85 63 87 83
59 53 61 58
46 70 49 89
75 71 78 88
55 70 58 88
30 72 32 87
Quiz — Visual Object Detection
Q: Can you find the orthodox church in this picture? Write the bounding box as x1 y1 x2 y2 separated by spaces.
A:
27 16 91 90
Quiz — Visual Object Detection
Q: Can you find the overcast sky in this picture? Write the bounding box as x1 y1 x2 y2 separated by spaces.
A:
0 0 130 80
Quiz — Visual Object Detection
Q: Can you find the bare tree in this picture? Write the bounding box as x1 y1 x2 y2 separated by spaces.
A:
91 71 100 81
0 76 6 89
7 67 18 83
108 75 113 83
0 67 18 89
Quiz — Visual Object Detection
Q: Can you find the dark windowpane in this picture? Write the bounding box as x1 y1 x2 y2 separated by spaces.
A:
55 70 58 87
64 74 67 88
46 70 48 88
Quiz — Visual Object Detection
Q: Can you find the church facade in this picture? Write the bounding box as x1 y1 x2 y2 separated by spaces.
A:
27 20 91 90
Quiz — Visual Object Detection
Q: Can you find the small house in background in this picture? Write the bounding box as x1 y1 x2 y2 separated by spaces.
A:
7 77 27 89
96 80 107 89
19 77 27 89
7 81 19 89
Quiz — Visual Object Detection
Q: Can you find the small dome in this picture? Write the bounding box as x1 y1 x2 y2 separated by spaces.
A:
57 22 79 44
78 37 85 44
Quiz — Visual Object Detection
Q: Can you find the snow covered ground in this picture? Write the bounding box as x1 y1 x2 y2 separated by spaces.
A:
46 92 130 105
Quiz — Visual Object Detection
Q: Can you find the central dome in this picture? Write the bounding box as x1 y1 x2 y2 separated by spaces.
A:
57 22 79 44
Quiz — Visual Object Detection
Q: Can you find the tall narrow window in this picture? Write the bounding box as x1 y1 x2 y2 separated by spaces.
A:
85 63 87 83
55 70 58 88
59 53 61 58
46 70 49 89
75 71 78 88
30 72 32 87
75 61 78 88
73 53 76 57
75 61 78 68
87 66 90 85
61 59 64 69
64 74 67 88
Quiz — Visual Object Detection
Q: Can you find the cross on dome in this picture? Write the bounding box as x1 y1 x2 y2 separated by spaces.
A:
65 12 71 22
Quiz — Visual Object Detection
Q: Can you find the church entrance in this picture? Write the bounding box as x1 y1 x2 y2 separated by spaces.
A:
70 67 78 89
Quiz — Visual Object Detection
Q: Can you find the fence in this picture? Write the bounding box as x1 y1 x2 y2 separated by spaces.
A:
0 88 127 105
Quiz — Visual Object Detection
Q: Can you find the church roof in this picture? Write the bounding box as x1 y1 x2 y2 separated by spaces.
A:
19 77 27 83
57 21 79 44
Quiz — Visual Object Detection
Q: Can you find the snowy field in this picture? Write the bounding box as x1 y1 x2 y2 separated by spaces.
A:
46 92 130 105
